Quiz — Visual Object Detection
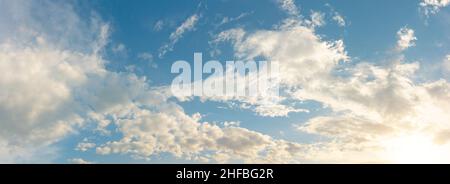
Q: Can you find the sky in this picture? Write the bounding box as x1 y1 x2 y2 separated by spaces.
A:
0 0 450 163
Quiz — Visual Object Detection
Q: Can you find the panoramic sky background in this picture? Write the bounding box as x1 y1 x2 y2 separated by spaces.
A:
0 0 450 163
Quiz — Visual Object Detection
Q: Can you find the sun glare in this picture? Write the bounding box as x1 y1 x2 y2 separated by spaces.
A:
383 134 446 164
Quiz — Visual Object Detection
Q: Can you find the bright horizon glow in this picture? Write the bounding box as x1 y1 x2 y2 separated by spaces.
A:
383 134 447 164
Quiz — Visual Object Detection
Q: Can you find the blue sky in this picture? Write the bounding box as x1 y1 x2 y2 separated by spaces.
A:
1 0 450 163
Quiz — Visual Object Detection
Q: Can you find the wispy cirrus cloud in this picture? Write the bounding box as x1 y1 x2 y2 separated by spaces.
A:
217 12 253 27
153 20 164 32
158 14 200 58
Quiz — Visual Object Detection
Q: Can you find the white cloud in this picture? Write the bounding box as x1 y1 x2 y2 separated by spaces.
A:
215 12 450 163
444 55 450 73
293 59 450 163
309 11 326 28
332 13 346 27
277 0 300 16
223 121 241 127
326 3 347 27
3 0 450 164
0 1 109 162
213 28 246 43
138 52 157 68
218 22 348 86
170 15 199 43
420 0 450 16
112 43 126 54
93 101 307 163
68 158 94 164
153 20 164 31
0 1 310 163
76 140 96 152
159 14 199 57
0 140 59 163
206 10 347 117
218 12 252 27
137 52 153 61
396 27 417 51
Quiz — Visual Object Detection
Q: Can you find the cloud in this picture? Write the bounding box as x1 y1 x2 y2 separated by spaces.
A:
420 0 450 16
215 10 450 163
277 0 300 16
205 8 347 117
112 43 126 54
217 12 252 27
107 1 450 163
153 20 164 31
299 115 394 141
68 158 94 164
0 0 310 163
218 21 348 86
293 58 450 163
76 139 96 152
170 15 199 44
308 11 326 28
444 55 450 73
326 3 347 27
396 27 417 51
92 87 306 163
3 0 450 164
138 52 157 68
159 14 199 57
332 13 346 27
0 0 111 162
0 140 59 163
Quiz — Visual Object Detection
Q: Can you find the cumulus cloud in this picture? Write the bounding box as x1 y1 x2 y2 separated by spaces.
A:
420 0 450 16
213 9 450 163
0 0 310 163
217 21 348 86
0 0 111 162
396 27 417 51
88 83 305 163
292 53 450 163
108 1 450 163
205 6 347 117
76 139 96 152
159 14 199 57
3 0 450 164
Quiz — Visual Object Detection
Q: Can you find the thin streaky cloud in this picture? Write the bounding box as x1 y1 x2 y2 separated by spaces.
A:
158 14 200 58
